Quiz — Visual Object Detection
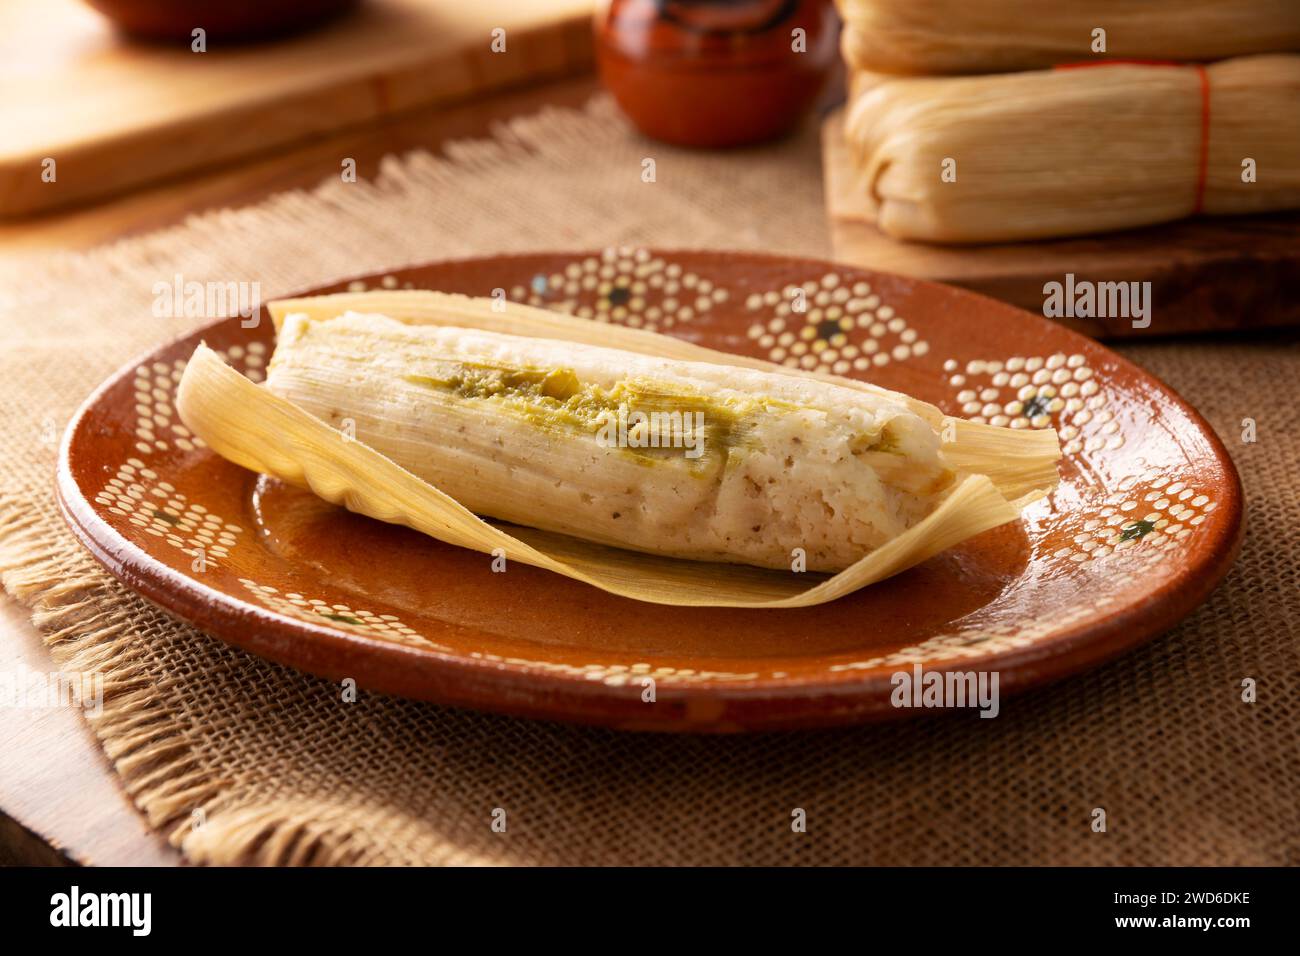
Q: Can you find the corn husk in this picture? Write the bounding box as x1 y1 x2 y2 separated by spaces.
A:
176 292 1060 608
265 291 1060 499
837 0 1300 76
843 55 1300 243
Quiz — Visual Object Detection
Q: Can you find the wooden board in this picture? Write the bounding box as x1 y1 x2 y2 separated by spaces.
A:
0 0 595 218
0 596 181 865
823 111 1300 338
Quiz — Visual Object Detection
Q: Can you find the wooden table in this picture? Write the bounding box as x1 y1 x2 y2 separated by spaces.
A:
0 74 602 866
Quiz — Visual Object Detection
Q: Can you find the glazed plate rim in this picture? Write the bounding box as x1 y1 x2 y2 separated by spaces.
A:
54 249 1246 730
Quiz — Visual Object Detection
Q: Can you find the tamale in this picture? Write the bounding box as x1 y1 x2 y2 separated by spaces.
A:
176 292 1061 607
843 55 1300 243
837 0 1300 76
264 312 956 572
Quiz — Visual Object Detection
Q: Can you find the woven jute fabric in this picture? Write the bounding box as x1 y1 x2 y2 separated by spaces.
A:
1 96 1296 866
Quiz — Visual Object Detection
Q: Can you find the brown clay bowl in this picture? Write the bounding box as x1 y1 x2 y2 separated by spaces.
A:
56 250 1243 731
82 0 360 43
596 0 839 147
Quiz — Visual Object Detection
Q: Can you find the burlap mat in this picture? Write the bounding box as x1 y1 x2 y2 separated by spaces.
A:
1 96 1296 866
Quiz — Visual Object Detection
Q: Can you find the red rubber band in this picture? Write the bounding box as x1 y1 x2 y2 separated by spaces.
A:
1053 60 1210 215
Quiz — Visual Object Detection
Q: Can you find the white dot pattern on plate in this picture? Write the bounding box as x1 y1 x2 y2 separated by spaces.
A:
351 275 419 293
743 273 928 374
1056 472 1218 568
130 345 265 457
95 458 241 566
467 653 757 687
506 247 729 333
237 579 450 652
943 352 1120 455
829 598 1115 672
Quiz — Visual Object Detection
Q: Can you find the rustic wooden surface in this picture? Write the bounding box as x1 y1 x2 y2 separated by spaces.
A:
822 111 1300 338
0 75 603 867
0 0 595 217
0 597 180 865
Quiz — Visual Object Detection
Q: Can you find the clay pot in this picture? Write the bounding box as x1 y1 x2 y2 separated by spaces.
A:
82 0 359 43
596 0 839 147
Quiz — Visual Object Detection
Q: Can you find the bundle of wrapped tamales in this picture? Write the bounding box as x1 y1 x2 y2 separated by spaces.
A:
834 2 1300 243
844 55 1300 243
838 0 1300 75
176 292 1060 608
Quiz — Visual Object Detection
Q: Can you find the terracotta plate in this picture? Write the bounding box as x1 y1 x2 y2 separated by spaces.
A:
56 250 1243 731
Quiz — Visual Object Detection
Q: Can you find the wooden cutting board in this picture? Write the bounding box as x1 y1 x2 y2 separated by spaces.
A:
823 111 1300 338
0 0 595 218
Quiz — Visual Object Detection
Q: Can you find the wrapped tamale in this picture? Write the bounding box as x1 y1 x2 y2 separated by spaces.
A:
263 312 957 572
843 55 1300 243
837 0 1300 76
176 292 1061 607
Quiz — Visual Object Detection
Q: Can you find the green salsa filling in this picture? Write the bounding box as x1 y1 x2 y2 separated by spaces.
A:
404 360 900 467
404 361 763 466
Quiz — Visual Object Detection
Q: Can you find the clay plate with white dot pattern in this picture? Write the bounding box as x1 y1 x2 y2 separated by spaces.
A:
56 251 1244 731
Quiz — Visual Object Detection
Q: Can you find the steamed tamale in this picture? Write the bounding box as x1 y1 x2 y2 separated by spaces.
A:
843 55 1300 243
837 0 1300 76
176 292 1061 607
264 312 955 572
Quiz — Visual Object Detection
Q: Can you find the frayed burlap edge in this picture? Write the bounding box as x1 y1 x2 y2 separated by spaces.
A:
2 483 579 864
0 103 606 865
0 507 232 855
0 95 832 865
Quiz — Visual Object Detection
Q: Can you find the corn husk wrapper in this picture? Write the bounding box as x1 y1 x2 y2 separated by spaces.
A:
176 292 1060 608
837 0 1300 76
843 55 1300 243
